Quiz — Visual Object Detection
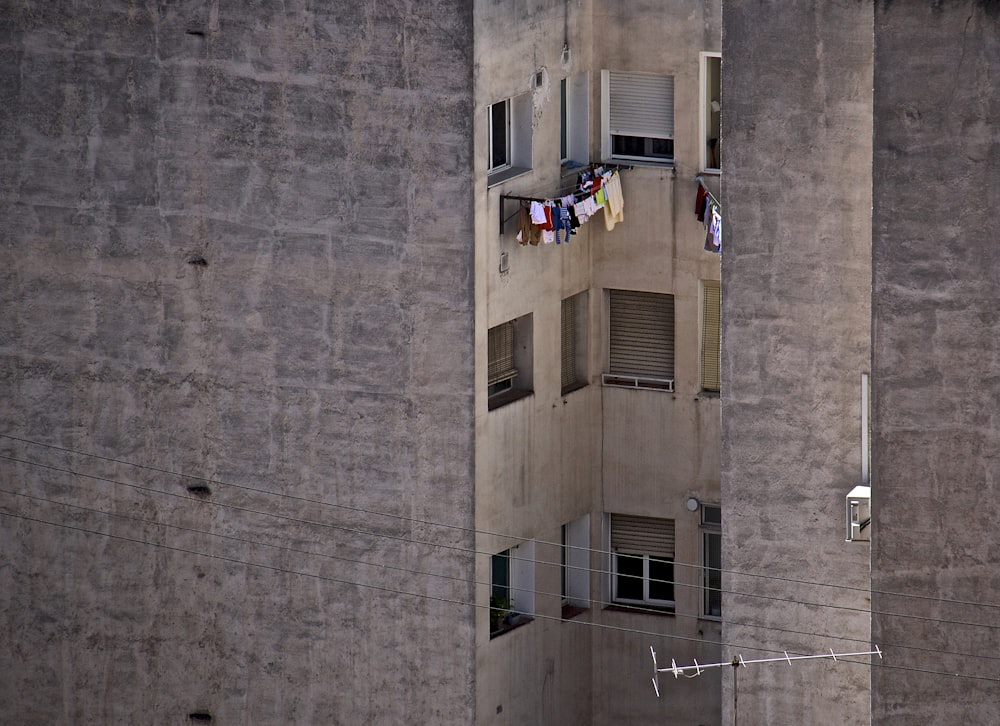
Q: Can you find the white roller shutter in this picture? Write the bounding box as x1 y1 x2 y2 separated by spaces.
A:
609 71 674 140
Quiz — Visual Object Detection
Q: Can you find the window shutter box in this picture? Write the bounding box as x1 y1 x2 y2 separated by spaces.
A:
611 514 675 558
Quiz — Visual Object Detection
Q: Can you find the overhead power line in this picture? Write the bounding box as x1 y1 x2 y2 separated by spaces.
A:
4 432 999 614
2 507 997 686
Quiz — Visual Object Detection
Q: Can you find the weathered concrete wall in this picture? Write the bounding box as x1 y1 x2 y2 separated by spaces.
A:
0 2 476 723
872 2 1000 723
722 2 873 724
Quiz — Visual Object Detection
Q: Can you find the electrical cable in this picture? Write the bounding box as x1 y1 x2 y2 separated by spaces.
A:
5 486 1000 668
3 506 997 685
5 432 999 614
3 449 1000 634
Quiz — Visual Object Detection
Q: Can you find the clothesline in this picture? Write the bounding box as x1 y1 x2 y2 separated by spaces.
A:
504 166 626 246
499 164 631 235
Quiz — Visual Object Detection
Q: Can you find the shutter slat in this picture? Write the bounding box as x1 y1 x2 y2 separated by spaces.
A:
611 514 675 558
609 71 674 139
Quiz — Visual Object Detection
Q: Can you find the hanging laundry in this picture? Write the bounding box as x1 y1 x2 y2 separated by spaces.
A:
704 206 722 253
695 184 707 219
603 170 625 231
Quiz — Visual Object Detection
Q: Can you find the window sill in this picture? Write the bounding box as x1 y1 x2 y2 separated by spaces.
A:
700 168 721 176
603 603 675 617
488 388 533 411
489 614 533 639
696 389 720 399
561 604 589 621
560 381 587 397
488 166 532 188
699 614 722 623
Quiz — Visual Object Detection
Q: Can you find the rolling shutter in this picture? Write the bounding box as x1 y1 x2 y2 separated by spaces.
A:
701 280 721 391
488 322 516 385
609 290 674 378
561 296 577 389
611 514 675 558
609 71 674 140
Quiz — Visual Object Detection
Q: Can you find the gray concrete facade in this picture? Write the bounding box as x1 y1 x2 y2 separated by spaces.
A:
722 2 873 724
1 2 476 723
872 2 1000 722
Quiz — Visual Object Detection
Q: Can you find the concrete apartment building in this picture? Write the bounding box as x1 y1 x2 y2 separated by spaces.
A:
724 1 1000 724
473 1 721 724
2 1 723 724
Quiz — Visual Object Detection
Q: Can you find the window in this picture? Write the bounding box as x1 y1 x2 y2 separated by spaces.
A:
489 100 510 173
561 292 588 394
701 280 721 392
701 505 722 618
488 93 532 185
610 514 675 610
701 53 722 172
560 74 590 169
602 70 674 164
488 314 533 409
561 515 590 618
603 290 674 391
490 542 535 638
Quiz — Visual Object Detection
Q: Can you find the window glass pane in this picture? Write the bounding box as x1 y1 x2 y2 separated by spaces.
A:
616 554 644 600
491 550 510 601
704 532 722 616
490 101 509 170
648 557 674 602
702 505 722 526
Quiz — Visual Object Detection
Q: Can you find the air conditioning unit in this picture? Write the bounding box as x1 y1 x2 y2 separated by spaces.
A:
845 485 871 542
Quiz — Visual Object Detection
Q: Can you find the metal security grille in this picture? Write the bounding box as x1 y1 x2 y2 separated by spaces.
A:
488 321 516 385
561 296 577 389
611 514 675 558
608 290 674 379
609 71 674 140
701 280 721 391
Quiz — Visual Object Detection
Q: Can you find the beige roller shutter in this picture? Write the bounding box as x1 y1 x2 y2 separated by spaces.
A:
488 322 516 385
701 280 721 392
611 514 675 558
609 290 674 378
561 296 576 389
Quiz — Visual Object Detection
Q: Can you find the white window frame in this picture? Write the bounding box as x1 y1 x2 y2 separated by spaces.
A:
700 52 722 173
488 93 533 185
601 70 674 164
612 553 675 608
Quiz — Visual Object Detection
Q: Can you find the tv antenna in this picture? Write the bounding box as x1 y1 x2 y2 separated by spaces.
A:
649 644 883 697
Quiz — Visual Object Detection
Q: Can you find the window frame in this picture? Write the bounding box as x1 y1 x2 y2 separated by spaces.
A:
603 289 675 391
488 99 511 174
701 505 722 619
561 515 590 617
700 52 722 174
561 292 588 395
608 514 676 612
487 314 533 409
490 542 535 638
601 70 675 165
